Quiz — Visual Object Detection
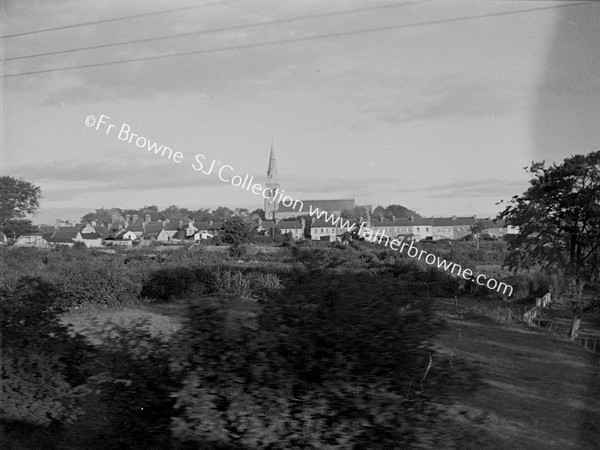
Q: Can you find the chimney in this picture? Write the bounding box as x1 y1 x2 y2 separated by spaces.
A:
132 214 139 223
300 217 306 231
452 215 457 221
179 220 183 228
126 214 131 223
145 213 151 223
391 215 395 222
410 216 414 222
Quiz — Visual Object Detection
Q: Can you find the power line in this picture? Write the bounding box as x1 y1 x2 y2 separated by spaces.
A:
0 1 429 62
0 0 239 39
1 2 593 79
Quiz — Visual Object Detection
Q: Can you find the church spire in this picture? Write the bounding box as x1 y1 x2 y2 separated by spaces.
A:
264 141 280 221
267 141 277 183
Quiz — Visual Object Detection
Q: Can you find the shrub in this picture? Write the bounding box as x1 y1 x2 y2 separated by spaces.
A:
53 257 141 309
170 271 482 448
211 268 252 297
1 277 91 427
229 242 248 258
246 271 284 298
141 266 205 301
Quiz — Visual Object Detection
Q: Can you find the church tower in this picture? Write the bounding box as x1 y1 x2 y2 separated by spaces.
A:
264 144 280 220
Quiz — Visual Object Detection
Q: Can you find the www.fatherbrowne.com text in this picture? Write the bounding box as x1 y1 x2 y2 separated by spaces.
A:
86 113 513 297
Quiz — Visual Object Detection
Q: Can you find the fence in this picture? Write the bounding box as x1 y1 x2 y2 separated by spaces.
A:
523 292 600 355
523 293 551 324
573 330 600 354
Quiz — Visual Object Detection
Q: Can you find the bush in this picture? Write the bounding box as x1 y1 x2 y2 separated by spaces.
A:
53 257 141 309
170 271 482 448
1 277 91 427
246 271 284 298
229 242 248 258
142 267 206 301
210 268 252 297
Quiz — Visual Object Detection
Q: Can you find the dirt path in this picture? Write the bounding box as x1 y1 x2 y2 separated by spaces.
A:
434 318 600 449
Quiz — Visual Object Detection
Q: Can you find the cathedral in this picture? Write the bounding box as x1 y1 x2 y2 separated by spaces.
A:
263 146 355 220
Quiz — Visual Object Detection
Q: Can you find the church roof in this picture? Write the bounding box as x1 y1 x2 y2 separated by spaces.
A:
277 199 355 215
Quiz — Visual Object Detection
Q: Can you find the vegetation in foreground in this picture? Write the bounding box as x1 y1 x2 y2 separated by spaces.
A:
1 228 597 448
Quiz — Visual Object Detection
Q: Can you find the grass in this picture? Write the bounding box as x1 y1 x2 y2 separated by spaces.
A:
431 298 600 449
60 294 600 449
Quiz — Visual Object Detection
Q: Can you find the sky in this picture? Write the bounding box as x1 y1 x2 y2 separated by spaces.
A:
1 0 599 225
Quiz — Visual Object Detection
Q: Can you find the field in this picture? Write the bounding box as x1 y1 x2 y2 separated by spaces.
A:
2 242 599 449
59 295 600 449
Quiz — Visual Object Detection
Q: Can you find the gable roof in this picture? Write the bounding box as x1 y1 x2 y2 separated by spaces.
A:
127 223 144 232
48 228 79 243
432 217 477 227
276 221 303 230
80 232 101 240
144 221 164 233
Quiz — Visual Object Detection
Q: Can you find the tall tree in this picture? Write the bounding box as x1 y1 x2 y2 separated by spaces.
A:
498 150 600 330
220 216 252 244
0 176 42 242
386 204 421 219
212 206 233 221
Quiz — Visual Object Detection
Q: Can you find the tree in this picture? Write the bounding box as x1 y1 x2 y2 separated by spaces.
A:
498 150 600 331
221 216 252 245
191 207 211 223
250 208 264 219
3 219 38 242
81 208 121 225
387 204 421 219
212 206 233 221
372 205 387 220
158 205 190 222
0 176 42 241
470 220 488 249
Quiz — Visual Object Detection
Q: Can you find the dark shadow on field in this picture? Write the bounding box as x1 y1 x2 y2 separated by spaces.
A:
171 268 487 448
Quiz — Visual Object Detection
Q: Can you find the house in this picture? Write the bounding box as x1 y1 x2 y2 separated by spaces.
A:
46 228 79 247
367 218 420 241
14 231 50 248
432 216 477 241
194 230 214 241
103 230 134 247
154 228 174 242
76 231 104 247
276 218 305 240
126 223 145 239
254 219 275 236
181 220 198 239
310 220 338 242
142 221 164 240
477 218 506 239
162 222 179 240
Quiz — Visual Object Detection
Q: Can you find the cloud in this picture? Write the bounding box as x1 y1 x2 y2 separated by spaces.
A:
360 75 534 124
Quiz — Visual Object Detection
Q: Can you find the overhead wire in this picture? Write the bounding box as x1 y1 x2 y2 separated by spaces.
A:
1 1 428 62
1 1 593 79
0 0 242 39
